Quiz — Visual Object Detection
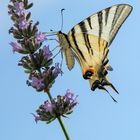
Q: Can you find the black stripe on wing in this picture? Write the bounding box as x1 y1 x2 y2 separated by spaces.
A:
86 34 94 55
78 21 93 55
63 33 72 49
79 21 87 33
109 5 132 45
105 7 111 25
71 28 86 61
111 6 120 29
97 11 103 55
87 17 92 29
98 11 103 42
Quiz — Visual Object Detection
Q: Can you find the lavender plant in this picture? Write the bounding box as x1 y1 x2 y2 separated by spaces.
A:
8 0 78 139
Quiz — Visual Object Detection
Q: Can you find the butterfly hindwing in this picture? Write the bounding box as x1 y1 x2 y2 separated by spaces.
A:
63 47 75 70
57 32 75 70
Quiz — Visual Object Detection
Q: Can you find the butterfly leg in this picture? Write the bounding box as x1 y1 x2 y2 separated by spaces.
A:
47 38 59 43
51 45 60 52
52 48 61 59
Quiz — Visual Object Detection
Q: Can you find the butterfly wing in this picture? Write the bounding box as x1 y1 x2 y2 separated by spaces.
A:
63 47 75 70
68 4 132 92
68 4 132 46
57 32 75 70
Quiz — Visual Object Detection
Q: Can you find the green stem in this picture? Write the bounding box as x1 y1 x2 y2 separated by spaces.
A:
47 90 70 140
47 90 53 101
57 116 70 140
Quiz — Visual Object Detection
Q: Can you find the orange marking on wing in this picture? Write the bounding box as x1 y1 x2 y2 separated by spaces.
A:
83 68 95 75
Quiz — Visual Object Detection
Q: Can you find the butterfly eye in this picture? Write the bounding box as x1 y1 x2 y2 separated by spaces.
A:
83 70 94 79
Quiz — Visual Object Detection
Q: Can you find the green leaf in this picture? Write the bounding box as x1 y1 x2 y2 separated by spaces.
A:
31 22 39 35
8 5 15 10
13 34 23 39
24 69 32 73
24 0 28 7
44 59 53 68
26 12 31 21
26 3 33 9
66 110 73 115
46 118 56 124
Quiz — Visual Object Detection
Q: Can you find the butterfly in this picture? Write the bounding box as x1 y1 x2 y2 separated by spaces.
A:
57 4 133 98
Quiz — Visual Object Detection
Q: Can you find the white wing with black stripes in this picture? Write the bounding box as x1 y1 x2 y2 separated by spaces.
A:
68 4 132 46
57 4 132 98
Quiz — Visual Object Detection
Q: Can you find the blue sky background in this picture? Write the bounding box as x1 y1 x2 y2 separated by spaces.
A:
0 0 140 140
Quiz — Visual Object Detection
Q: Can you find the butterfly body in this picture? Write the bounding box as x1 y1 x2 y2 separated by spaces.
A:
57 4 133 93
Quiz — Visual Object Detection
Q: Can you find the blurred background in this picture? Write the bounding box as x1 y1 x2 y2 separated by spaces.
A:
0 0 139 140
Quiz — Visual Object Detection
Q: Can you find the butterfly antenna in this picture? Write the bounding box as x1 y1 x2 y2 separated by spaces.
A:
60 8 65 31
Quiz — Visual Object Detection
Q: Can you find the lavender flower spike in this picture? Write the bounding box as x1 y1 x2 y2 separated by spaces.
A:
44 101 54 112
18 16 29 29
43 45 53 60
15 2 25 15
31 77 44 91
10 42 22 53
33 92 78 123
65 89 74 100
53 63 62 77
35 32 47 44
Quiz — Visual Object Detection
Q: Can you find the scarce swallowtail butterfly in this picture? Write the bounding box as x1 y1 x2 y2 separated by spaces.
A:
57 4 133 95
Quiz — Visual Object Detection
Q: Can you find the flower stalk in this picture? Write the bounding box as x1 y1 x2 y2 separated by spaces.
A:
46 90 70 140
57 116 70 140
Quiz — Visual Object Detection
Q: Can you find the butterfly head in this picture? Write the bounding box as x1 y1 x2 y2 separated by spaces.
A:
57 31 63 39
57 31 68 46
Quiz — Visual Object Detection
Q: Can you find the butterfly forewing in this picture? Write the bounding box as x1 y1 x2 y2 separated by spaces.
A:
68 4 132 45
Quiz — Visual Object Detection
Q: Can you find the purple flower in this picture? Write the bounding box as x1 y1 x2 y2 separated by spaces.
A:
65 89 74 100
31 113 41 123
35 32 47 44
15 2 25 15
10 42 23 53
31 77 44 90
18 17 29 29
53 63 62 77
44 101 54 112
33 91 78 123
65 89 78 104
43 45 53 60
